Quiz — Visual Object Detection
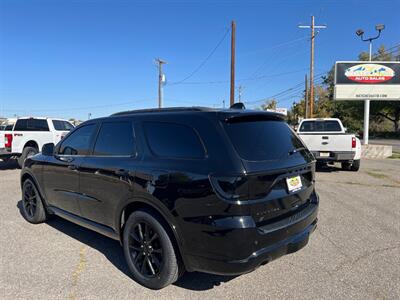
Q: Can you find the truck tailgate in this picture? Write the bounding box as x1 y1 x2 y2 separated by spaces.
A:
299 134 353 152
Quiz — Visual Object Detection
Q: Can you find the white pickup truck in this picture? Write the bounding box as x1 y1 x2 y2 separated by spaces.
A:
297 118 362 171
0 117 74 167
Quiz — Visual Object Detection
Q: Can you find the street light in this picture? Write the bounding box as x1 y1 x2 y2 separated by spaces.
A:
375 24 385 31
355 24 385 146
355 24 385 60
356 29 364 37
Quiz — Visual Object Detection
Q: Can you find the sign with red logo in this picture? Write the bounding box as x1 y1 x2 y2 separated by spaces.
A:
344 64 395 83
334 61 400 101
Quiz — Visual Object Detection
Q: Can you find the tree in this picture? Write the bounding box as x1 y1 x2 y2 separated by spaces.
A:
287 99 306 125
260 99 277 110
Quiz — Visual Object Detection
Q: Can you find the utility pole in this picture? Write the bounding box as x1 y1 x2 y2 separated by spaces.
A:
156 58 167 108
230 20 236 107
299 16 327 118
305 74 308 118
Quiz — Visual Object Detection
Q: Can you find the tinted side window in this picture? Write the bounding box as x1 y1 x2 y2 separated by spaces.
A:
52 120 74 131
14 119 27 131
14 119 49 131
144 122 205 159
93 122 135 156
59 124 96 155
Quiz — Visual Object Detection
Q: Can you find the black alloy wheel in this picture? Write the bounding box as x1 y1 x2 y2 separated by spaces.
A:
123 210 181 289
21 179 47 223
23 180 38 218
129 222 163 278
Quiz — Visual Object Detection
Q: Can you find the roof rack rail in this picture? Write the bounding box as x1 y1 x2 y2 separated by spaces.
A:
111 106 215 116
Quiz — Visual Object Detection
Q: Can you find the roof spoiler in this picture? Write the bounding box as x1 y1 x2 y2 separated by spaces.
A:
230 103 246 110
224 112 285 123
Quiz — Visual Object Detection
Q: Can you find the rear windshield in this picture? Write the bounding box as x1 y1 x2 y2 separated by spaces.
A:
299 120 342 132
52 120 74 131
224 120 304 161
14 119 49 131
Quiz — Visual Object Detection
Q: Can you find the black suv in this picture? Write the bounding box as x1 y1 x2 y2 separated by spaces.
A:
20 107 318 289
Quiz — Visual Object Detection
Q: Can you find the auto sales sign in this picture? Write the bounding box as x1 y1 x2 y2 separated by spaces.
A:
334 61 400 101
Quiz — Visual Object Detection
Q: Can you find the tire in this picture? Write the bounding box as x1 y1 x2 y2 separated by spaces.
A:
21 179 47 224
350 159 360 172
341 161 351 170
123 210 180 289
18 146 38 168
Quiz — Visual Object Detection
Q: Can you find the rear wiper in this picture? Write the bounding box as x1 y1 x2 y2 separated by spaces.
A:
289 147 307 155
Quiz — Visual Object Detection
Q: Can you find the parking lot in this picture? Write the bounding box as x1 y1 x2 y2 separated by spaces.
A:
0 159 399 300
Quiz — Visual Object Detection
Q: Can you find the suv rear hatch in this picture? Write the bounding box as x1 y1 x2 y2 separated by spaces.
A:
214 112 316 225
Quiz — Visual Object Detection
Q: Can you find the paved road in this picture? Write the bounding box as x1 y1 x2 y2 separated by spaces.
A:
1 159 399 299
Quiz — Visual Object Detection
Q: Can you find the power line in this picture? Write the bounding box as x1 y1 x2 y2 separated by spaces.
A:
383 43 400 52
238 35 309 58
248 43 310 79
168 36 310 86
244 72 327 105
168 27 230 85
166 68 308 85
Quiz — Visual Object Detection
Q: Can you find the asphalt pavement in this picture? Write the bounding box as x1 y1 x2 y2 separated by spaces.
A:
0 159 399 299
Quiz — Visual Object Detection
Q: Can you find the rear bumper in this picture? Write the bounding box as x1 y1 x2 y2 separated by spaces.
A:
0 148 13 159
312 151 355 162
184 192 319 275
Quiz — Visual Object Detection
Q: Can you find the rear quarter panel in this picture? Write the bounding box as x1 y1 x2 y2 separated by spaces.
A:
12 131 53 153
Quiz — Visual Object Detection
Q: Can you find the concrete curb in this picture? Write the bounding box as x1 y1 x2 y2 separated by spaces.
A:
362 144 393 159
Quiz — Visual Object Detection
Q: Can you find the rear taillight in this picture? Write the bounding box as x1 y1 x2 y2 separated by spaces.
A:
352 137 356 148
209 175 249 202
5 134 13 148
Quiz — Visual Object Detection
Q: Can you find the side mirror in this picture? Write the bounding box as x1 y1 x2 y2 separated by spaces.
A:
42 143 54 156
343 127 347 132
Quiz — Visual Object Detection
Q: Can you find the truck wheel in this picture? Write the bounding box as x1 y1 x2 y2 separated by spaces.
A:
341 162 351 170
350 160 360 172
18 146 38 168
123 210 180 289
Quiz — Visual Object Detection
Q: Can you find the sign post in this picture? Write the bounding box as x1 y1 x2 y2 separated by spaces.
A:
334 61 400 143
